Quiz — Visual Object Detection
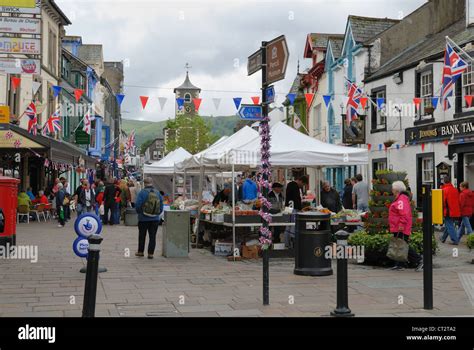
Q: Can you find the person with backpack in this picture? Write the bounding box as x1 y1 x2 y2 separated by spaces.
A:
135 177 163 259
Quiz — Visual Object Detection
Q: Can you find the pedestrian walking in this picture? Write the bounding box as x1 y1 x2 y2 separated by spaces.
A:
440 176 461 245
458 181 473 240
55 183 67 228
388 181 423 271
103 178 119 225
119 180 131 221
78 182 96 214
135 177 163 259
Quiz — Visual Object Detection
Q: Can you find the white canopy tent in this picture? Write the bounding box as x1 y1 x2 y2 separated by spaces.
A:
227 121 368 167
143 147 192 175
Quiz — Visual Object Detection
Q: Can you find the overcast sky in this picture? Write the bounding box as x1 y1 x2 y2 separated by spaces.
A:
56 0 426 122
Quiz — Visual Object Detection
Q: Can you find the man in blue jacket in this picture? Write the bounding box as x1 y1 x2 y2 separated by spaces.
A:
135 177 163 259
241 174 258 203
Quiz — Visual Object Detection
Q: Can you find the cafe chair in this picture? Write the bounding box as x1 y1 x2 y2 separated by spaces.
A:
30 203 46 222
17 205 30 224
43 203 53 221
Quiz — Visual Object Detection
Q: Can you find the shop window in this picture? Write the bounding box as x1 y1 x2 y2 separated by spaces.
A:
415 66 434 123
372 158 387 179
416 153 434 207
422 157 434 183
462 63 474 111
370 86 386 132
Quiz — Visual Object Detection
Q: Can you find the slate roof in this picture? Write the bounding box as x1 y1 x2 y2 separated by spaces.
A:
309 33 343 49
366 19 474 82
349 15 399 44
328 37 344 60
174 72 201 92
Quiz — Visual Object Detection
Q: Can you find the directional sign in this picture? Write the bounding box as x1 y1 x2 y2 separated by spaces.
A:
238 104 263 121
247 49 262 76
265 86 275 104
266 35 289 85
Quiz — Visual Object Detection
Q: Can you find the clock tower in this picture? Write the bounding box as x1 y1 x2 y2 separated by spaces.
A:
174 63 201 116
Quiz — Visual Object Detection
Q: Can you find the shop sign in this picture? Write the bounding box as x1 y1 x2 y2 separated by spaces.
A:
436 162 451 188
0 58 40 75
0 130 43 148
0 16 41 34
75 130 90 145
342 118 366 145
0 106 10 124
0 0 41 14
405 117 474 144
0 37 41 55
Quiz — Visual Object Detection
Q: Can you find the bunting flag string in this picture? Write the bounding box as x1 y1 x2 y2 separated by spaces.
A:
367 143 371 151
11 77 21 91
176 98 185 109
139 96 149 110
360 97 368 109
413 98 422 111
465 95 473 107
116 94 125 106
251 96 260 105
304 93 315 108
286 93 296 106
421 143 425 152
212 98 221 111
323 95 332 108
158 97 167 111
431 97 439 109
52 86 62 98
193 98 202 112
74 89 84 102
32 81 41 96
233 97 242 110
376 98 385 110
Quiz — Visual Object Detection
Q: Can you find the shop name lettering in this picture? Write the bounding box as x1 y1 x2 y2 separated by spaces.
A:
414 121 474 140
0 40 37 52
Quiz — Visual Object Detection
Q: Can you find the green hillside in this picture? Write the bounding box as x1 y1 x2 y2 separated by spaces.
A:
122 115 241 147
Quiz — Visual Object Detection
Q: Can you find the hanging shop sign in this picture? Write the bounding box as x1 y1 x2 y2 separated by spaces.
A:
0 0 41 14
0 106 10 124
0 58 40 75
342 117 366 145
436 162 451 188
0 37 41 55
75 129 91 145
0 130 43 148
405 116 474 144
0 16 41 34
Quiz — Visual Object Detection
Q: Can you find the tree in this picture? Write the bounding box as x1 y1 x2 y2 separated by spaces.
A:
165 114 219 154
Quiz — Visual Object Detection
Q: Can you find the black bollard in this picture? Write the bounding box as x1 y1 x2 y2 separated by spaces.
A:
422 185 433 310
331 230 354 317
82 234 103 318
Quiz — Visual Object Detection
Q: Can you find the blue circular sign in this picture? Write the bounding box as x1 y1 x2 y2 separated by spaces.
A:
74 213 102 238
73 237 89 258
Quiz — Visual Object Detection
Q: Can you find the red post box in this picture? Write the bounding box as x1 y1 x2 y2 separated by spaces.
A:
0 176 20 246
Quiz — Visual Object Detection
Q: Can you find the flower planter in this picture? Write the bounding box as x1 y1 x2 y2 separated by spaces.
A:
367 218 388 225
385 172 407 183
369 206 388 213
373 195 394 203
373 184 392 193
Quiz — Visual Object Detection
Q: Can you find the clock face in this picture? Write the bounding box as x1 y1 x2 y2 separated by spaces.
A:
185 106 192 113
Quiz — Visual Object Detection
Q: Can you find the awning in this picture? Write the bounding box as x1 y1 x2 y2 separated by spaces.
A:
9 125 97 169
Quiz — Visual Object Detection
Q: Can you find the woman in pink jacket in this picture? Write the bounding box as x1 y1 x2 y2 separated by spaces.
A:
388 181 423 271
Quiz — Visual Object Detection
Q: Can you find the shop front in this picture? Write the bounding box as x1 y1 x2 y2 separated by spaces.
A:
406 116 474 205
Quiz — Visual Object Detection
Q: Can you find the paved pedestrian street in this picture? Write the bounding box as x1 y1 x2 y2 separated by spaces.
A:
1 221 473 318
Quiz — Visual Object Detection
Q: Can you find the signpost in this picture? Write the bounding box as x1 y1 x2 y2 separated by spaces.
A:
247 49 262 76
247 35 289 306
265 35 289 85
73 213 106 274
238 104 263 121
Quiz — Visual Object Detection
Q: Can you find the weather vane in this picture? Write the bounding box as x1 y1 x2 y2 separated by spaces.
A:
185 62 192 73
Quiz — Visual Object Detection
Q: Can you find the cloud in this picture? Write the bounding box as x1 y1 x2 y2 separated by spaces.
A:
56 0 426 121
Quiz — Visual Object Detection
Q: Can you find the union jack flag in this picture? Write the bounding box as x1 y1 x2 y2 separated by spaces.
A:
442 41 469 110
82 108 93 135
42 108 61 135
25 102 37 135
126 130 136 152
345 78 363 125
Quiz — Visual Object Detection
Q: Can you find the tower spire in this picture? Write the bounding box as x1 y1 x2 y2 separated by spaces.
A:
185 62 192 74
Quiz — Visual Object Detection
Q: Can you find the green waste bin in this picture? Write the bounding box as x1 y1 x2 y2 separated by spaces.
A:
125 207 138 226
294 212 333 276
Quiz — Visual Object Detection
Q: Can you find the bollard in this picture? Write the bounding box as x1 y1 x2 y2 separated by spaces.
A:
422 185 433 310
331 230 354 317
82 234 103 318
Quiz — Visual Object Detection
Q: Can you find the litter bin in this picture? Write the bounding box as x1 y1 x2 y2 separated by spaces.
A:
0 176 20 246
124 207 138 226
294 212 333 276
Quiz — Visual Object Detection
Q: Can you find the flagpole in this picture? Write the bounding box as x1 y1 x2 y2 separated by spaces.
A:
73 106 91 134
446 36 474 62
